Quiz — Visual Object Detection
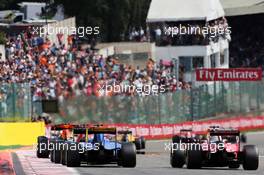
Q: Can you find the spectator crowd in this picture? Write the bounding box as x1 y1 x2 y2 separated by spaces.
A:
229 15 264 70
1 28 191 102
149 17 230 46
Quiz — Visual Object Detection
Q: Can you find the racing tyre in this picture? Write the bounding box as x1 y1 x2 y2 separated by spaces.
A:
135 138 142 150
37 136 49 158
120 143 136 167
242 145 259 170
50 148 54 162
49 139 55 162
170 147 185 168
186 145 202 169
140 137 146 149
53 141 62 163
61 145 66 165
65 143 80 167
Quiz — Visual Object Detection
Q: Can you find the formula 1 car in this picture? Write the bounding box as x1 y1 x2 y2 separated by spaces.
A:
36 124 76 162
57 126 136 167
170 127 259 170
117 130 146 152
172 129 199 143
170 129 199 168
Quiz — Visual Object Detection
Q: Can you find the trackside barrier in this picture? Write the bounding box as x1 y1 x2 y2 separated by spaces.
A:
44 117 264 140
0 122 45 146
104 116 264 139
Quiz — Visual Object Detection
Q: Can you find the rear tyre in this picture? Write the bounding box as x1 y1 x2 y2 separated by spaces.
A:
37 136 49 158
135 138 142 150
186 145 202 169
140 137 146 149
61 146 66 165
170 148 185 168
66 143 80 167
120 143 136 167
50 148 54 162
242 145 259 170
54 141 62 164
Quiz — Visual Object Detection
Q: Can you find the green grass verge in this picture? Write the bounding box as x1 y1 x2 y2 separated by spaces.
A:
0 117 30 122
0 145 23 151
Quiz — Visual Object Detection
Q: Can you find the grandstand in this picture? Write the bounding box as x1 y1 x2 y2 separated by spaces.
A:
147 0 230 86
220 0 264 69
0 0 264 122
221 0 264 16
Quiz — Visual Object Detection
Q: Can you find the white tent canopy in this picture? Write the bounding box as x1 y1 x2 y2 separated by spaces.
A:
147 0 225 22
220 0 264 16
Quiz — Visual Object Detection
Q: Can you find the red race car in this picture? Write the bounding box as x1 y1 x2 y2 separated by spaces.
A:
171 127 259 170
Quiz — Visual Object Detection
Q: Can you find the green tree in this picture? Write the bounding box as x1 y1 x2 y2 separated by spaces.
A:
0 0 152 42
0 31 7 44
55 0 151 42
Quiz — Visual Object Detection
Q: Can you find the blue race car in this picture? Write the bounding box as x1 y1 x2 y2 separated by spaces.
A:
59 126 136 167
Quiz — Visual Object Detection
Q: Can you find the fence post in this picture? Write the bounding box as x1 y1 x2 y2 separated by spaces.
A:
158 95 161 124
198 87 201 119
137 96 140 124
206 85 209 117
239 82 242 113
190 88 194 121
12 83 16 121
222 81 227 113
257 82 260 114
28 83 32 122
214 81 217 116
0 101 2 119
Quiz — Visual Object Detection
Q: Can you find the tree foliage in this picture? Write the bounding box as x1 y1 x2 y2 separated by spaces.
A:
0 31 7 44
56 0 151 42
0 0 152 42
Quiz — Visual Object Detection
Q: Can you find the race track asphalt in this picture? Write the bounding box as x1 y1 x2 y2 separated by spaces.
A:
15 132 264 175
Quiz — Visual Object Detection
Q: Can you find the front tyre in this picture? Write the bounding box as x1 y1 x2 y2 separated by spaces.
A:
36 136 49 158
243 145 259 170
170 149 185 168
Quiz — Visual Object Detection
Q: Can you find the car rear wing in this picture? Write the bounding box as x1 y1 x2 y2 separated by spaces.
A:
209 130 240 136
117 130 132 134
180 129 193 132
51 124 77 131
73 127 117 135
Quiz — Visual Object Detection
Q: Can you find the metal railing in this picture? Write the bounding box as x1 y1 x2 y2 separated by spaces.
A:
0 83 31 122
1 81 264 124
55 81 264 124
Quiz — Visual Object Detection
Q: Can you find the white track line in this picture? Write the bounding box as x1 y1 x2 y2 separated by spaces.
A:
67 167 81 175
147 140 170 143
246 131 264 135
